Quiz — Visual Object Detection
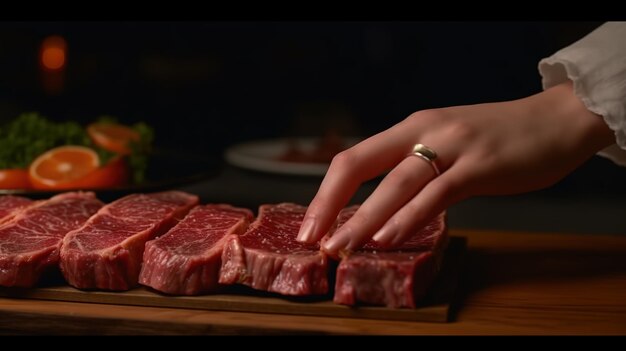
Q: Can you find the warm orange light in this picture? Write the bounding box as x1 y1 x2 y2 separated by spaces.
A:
41 35 67 71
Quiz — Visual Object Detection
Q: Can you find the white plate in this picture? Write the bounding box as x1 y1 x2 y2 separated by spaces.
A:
224 137 361 176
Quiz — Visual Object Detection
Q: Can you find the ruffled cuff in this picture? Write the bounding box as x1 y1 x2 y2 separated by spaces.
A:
538 22 626 166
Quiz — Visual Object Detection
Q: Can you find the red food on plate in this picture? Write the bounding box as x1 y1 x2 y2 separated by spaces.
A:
277 131 347 164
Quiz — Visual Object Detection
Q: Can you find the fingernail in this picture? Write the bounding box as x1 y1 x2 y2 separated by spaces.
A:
372 226 393 244
322 234 345 254
297 218 316 242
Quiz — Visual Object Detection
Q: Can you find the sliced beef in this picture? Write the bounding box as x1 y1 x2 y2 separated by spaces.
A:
333 206 448 308
0 195 34 225
0 192 103 287
140 204 253 295
219 203 329 296
60 191 198 291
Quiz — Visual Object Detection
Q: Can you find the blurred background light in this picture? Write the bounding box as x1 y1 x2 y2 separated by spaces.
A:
40 35 67 71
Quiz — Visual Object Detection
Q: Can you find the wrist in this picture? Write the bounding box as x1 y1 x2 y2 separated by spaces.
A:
530 81 615 153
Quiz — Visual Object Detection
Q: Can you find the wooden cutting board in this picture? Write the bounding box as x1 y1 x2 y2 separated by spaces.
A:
0 237 466 323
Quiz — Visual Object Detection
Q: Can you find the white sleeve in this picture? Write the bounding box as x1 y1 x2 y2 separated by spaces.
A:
538 22 626 167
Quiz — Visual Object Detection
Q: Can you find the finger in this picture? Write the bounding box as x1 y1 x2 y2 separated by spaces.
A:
372 165 468 248
297 124 418 244
320 154 438 255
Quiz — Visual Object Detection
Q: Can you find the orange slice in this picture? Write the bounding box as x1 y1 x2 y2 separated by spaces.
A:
29 146 100 190
0 169 31 189
87 122 140 155
71 156 129 189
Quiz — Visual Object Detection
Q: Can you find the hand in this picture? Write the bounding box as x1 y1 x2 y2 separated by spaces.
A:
296 81 615 256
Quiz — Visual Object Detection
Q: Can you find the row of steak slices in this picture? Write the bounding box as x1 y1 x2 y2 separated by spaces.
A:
0 191 447 308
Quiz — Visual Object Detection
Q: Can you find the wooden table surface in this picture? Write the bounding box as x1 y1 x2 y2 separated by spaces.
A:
1 228 626 335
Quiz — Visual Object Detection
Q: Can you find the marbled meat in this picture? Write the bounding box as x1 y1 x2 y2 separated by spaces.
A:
60 191 198 291
333 206 448 308
0 192 103 287
140 204 253 295
219 203 330 296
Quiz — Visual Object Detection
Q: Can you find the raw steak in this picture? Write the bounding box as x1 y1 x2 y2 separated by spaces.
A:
0 195 34 225
0 192 103 287
60 191 199 291
140 204 253 295
333 206 448 308
219 203 329 296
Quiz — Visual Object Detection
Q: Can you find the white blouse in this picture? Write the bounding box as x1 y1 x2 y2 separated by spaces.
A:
538 22 626 166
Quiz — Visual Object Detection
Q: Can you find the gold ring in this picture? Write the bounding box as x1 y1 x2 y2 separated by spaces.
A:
407 143 440 175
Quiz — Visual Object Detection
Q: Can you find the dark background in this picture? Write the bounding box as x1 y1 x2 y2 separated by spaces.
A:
0 22 605 145
1 21 625 201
